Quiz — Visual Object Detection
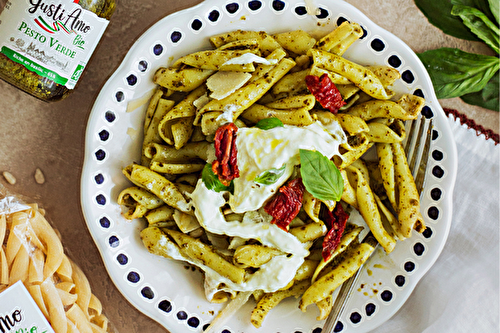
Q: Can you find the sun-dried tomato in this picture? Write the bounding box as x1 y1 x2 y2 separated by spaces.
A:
212 123 239 186
264 178 305 231
321 203 349 261
305 74 346 114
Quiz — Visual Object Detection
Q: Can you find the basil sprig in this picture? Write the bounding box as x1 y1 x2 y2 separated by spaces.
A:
415 0 499 111
254 164 286 185
418 48 499 99
201 163 233 193
299 149 343 201
255 117 284 130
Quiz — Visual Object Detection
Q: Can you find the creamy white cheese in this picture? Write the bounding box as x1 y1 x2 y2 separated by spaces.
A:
185 119 347 297
230 121 345 213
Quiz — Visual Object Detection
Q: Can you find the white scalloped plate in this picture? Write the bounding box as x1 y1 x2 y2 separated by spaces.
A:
81 1 458 332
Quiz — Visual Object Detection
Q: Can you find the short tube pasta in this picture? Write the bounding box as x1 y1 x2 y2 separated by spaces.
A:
115 20 428 329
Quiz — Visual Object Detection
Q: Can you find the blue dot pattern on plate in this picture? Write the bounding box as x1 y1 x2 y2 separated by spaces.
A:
350 311 362 324
422 106 434 118
117 253 128 265
395 275 405 287
402 70 415 84
141 287 154 299
431 188 442 200
99 217 110 228
187 317 200 328
388 55 401 68
316 8 328 19
414 88 424 98
365 303 376 316
295 5 307 15
371 38 385 51
428 206 440 220
109 235 119 248
104 111 115 122
272 0 285 10
115 91 124 102
177 311 188 320
153 44 163 55
432 166 444 178
138 60 148 72
127 74 137 86
94 173 104 184
404 261 415 272
208 10 220 21
191 19 202 30
127 271 140 283
334 321 344 332
414 243 425 256
171 31 182 42
99 130 109 141
423 227 433 238
381 290 393 302
226 3 239 13
95 149 106 161
432 150 444 161
96 194 106 205
158 300 172 313
248 0 262 10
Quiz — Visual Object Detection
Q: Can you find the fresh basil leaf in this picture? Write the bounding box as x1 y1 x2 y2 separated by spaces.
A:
201 163 233 193
417 47 499 99
461 72 499 111
488 0 499 25
452 0 498 27
255 118 284 130
254 164 287 185
452 5 500 54
414 0 481 41
299 149 343 201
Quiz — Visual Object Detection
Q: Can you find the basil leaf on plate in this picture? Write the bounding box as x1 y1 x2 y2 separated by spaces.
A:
461 73 499 111
452 4 500 53
201 163 233 193
255 117 284 130
299 149 343 201
417 47 499 99
414 0 481 41
254 164 287 185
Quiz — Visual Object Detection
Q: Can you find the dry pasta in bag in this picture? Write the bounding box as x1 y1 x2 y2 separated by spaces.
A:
0 184 115 333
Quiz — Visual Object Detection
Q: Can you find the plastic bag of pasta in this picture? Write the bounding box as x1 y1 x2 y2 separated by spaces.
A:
0 183 115 333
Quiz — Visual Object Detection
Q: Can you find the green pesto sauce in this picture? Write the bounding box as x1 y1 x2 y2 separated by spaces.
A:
0 0 116 102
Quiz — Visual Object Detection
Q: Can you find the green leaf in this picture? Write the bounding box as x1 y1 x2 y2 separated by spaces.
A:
452 4 500 54
417 47 499 99
414 0 481 41
254 164 287 185
488 0 499 25
461 71 499 111
299 149 343 201
255 117 284 130
201 163 233 193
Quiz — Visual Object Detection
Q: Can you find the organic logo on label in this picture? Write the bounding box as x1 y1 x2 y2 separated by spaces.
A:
71 63 84 80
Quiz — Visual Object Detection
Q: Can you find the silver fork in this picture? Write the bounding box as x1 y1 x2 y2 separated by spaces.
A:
322 117 434 332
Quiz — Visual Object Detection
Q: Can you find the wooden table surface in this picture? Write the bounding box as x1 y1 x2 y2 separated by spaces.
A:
0 0 497 332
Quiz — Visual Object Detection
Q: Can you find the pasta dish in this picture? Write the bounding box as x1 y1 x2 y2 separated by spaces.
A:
116 21 426 328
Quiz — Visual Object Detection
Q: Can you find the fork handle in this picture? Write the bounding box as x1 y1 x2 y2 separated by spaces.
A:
322 232 378 332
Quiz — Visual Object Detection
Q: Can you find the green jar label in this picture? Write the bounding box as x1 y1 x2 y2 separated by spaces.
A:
0 0 110 89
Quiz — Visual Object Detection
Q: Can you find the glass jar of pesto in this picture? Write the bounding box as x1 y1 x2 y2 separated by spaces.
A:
0 0 116 101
